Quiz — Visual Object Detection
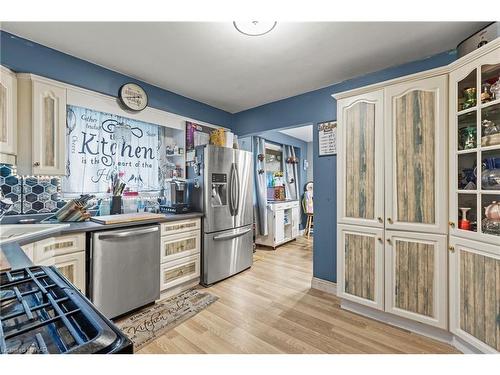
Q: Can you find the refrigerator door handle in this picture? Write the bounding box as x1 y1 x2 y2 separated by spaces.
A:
213 227 252 241
234 163 240 216
229 163 235 216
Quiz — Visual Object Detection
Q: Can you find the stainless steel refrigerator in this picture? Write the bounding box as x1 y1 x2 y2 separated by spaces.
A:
188 145 253 285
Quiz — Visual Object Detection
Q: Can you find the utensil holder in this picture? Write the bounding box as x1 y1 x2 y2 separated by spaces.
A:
110 196 122 215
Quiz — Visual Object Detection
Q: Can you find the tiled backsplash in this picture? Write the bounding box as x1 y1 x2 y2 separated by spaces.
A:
0 164 66 215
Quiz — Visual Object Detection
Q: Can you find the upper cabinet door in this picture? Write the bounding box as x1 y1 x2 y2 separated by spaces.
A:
337 90 385 228
0 67 17 158
32 81 66 175
384 75 448 234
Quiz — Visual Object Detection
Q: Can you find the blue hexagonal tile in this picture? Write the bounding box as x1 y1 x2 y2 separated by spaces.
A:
46 184 57 194
0 165 12 177
26 193 37 203
23 185 32 194
22 201 32 213
5 176 18 186
25 177 37 186
5 193 18 202
38 192 50 202
12 184 22 195
2 185 11 194
32 201 44 211
51 193 60 201
32 185 44 194
44 201 57 211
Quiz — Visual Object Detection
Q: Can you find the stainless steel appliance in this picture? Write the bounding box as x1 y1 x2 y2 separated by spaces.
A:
0 266 133 354
188 145 253 285
90 225 160 319
160 178 189 214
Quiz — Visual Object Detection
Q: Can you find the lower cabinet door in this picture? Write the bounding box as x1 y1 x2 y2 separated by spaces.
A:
160 254 200 292
385 231 447 329
337 224 384 310
449 236 500 353
38 251 86 294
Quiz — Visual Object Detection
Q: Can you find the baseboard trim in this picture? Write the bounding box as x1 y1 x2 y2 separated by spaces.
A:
311 277 337 295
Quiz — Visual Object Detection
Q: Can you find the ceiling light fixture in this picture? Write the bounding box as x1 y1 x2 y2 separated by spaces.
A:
233 21 277 36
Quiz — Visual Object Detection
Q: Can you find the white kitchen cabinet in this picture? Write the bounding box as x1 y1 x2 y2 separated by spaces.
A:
337 90 385 229
448 43 500 246
449 236 500 353
0 66 17 164
16 74 67 176
384 231 448 329
337 224 385 311
39 251 86 294
255 200 301 249
159 218 201 294
30 233 86 294
384 75 448 234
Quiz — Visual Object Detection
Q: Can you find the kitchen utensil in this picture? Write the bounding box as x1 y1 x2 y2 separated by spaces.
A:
484 201 500 220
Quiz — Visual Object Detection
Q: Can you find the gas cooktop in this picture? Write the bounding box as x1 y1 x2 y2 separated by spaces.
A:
0 266 132 354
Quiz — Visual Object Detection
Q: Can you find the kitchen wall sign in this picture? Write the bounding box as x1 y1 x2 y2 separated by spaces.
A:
318 120 337 156
62 105 160 194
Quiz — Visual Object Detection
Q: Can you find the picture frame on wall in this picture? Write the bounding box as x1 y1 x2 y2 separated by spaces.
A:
317 120 337 156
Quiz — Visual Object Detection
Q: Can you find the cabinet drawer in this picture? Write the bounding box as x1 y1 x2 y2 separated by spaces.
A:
21 244 35 262
160 230 200 263
38 251 85 294
161 218 200 236
33 233 85 263
160 254 200 291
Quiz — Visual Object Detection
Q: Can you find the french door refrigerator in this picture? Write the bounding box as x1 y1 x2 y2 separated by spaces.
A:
188 145 253 285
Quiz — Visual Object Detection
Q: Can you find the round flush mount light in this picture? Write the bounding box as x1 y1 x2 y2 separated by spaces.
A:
233 21 277 36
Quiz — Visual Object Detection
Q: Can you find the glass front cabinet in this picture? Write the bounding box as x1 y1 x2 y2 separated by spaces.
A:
449 47 500 245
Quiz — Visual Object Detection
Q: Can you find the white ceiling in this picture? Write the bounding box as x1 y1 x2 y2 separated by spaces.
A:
0 22 488 113
279 125 313 143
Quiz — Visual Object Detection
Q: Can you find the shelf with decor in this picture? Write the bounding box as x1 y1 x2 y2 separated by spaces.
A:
450 53 500 245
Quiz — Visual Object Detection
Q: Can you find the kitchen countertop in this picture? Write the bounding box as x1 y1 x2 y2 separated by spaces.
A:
0 212 204 271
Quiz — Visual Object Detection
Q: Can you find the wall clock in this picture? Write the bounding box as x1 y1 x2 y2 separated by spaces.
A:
119 83 148 111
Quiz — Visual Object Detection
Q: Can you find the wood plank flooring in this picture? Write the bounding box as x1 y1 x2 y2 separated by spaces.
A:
138 237 459 354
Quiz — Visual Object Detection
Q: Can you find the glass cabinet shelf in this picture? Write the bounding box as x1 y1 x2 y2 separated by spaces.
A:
453 61 500 241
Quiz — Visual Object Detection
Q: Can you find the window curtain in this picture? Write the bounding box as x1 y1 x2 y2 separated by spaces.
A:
284 145 300 201
254 136 268 236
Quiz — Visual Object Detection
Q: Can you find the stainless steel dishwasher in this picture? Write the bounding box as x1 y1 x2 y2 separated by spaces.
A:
90 225 160 319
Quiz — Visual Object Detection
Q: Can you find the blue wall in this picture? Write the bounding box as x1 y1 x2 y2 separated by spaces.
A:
0 31 233 127
232 50 457 283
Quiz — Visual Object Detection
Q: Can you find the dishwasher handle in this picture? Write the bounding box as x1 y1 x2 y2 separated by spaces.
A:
97 226 159 240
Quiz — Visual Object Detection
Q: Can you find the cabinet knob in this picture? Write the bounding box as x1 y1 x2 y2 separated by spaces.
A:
377 237 383 243
386 238 392 245
377 217 383 223
387 218 393 224
448 246 455 253
33 161 40 167
449 221 455 228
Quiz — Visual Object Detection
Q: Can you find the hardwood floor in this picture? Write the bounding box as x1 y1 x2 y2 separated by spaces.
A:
138 236 459 354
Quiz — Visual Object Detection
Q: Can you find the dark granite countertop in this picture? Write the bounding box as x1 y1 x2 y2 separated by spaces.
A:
1 212 203 271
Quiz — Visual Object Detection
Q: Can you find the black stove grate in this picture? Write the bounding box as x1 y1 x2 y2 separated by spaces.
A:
0 266 130 354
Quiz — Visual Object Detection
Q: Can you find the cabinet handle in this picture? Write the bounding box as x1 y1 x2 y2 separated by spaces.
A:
387 218 393 224
449 221 455 228
386 238 392 245
377 237 383 243
377 217 383 223
448 246 455 253
33 161 40 167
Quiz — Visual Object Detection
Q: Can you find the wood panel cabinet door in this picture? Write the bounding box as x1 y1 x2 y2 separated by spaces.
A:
384 75 448 234
449 236 500 353
160 230 200 263
39 251 86 294
384 231 447 329
337 224 385 310
337 90 385 228
0 66 17 159
32 80 66 175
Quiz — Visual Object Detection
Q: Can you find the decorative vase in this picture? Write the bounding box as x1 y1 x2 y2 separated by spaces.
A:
458 207 471 230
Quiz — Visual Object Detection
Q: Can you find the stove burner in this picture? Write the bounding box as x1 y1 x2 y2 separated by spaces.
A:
0 266 132 354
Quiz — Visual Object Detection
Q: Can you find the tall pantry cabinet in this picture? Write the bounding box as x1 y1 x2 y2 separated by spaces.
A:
336 39 500 353
336 73 449 330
